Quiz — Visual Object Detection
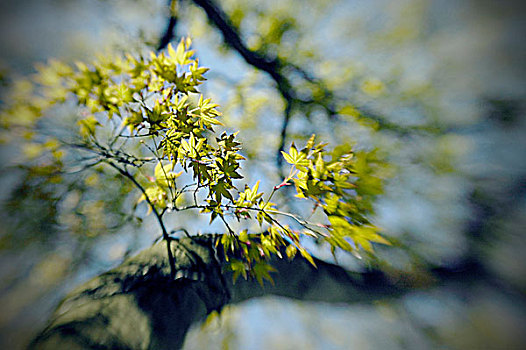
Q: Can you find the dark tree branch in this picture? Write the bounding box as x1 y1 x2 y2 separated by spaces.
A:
157 15 178 51
157 0 179 51
189 0 300 175
29 234 487 350
188 0 439 177
191 0 284 82
276 97 293 178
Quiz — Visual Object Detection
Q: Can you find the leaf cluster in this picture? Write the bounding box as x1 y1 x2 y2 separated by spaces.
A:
0 37 390 285
282 135 390 257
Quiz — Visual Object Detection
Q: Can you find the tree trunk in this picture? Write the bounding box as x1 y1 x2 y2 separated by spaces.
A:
28 234 476 350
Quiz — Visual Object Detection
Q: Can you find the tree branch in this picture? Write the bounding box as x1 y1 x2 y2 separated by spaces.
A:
276 97 293 178
29 234 486 350
191 0 283 80
188 0 438 177
157 0 179 51
189 0 298 175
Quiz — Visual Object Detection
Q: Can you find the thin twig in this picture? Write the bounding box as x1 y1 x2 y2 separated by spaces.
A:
105 160 177 279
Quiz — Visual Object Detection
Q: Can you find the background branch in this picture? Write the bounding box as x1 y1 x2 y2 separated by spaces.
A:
157 0 179 51
188 0 438 176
